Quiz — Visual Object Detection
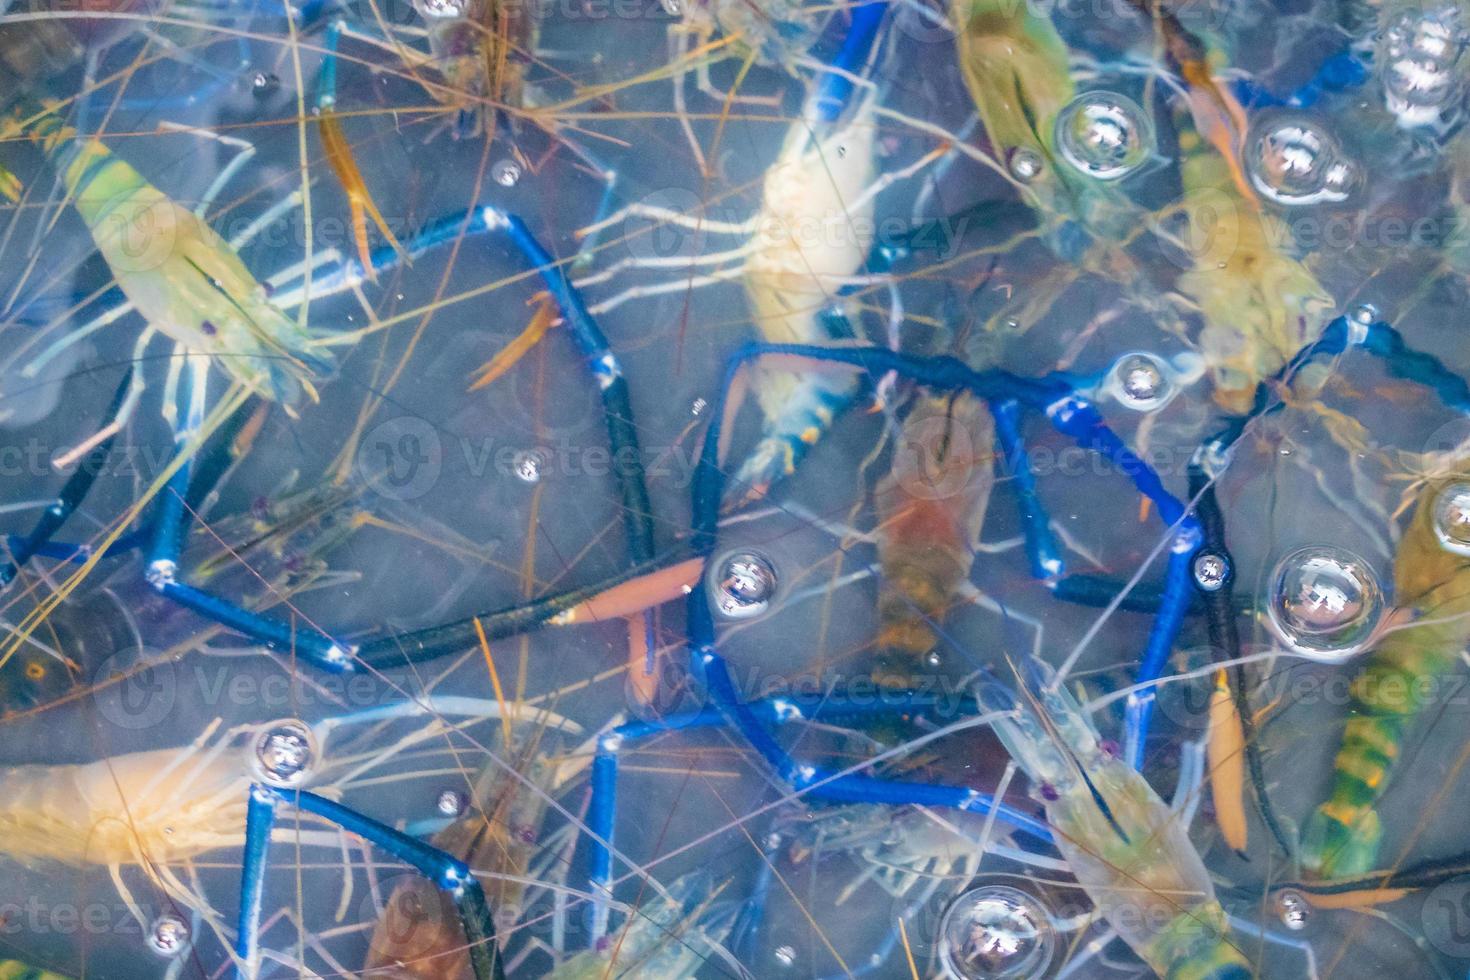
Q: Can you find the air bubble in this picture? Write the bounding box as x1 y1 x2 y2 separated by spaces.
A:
1055 91 1154 180
492 159 523 187
1193 552 1230 592
1432 481 1470 555
1266 546 1384 661
513 450 543 483
1246 117 1356 206
937 885 1055 979
146 913 190 957
773 944 797 967
1007 147 1044 183
1111 352 1170 410
437 788 469 817
251 719 317 787
1379 4 1468 126
1349 302 1379 326
251 71 279 99
709 551 778 619
1275 889 1311 931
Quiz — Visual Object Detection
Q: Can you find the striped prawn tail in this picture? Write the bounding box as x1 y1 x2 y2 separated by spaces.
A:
1301 633 1450 877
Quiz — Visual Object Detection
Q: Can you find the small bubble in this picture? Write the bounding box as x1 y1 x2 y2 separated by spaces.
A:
1432 481 1470 555
1193 552 1230 592
924 650 943 668
251 71 279 98
773 944 797 967
1349 303 1379 326
491 159 523 187
1266 546 1383 661
1275 889 1311 931
1246 117 1356 206
147 913 190 957
709 551 778 619
512 450 543 483
937 885 1055 979
1055 91 1154 180
691 397 708 417
1007 147 1044 183
1111 352 1170 410
251 719 317 788
413 0 469 17
437 788 468 817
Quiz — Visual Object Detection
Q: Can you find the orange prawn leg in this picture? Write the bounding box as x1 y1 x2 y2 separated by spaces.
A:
469 294 558 391
315 19 405 280
1207 668 1248 853
1295 887 1413 910
317 111 406 279
550 557 706 625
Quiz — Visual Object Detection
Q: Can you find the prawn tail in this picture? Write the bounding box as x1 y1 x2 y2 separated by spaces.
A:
728 374 856 502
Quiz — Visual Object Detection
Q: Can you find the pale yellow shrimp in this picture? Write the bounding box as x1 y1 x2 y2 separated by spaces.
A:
983 666 1250 977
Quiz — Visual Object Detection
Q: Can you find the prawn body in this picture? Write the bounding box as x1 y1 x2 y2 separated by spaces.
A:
951 0 1136 252
0 729 254 868
1171 108 1333 413
734 98 878 493
872 393 996 687
7 99 332 404
413 0 537 138
1302 470 1470 877
984 669 1250 978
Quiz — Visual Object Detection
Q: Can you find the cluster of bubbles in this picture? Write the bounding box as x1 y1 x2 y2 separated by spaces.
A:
1054 91 1155 181
1377 2 1469 128
1245 116 1359 206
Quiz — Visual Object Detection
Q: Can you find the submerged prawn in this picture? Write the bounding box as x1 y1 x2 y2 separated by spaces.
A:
872 392 996 688
406 0 538 138
365 722 577 978
578 87 922 499
1302 468 1470 877
544 871 739 980
0 700 577 944
2 96 333 406
1169 102 1334 413
982 663 1251 978
950 0 1139 252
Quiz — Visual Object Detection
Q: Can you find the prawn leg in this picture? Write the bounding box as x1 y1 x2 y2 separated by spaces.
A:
316 19 407 280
